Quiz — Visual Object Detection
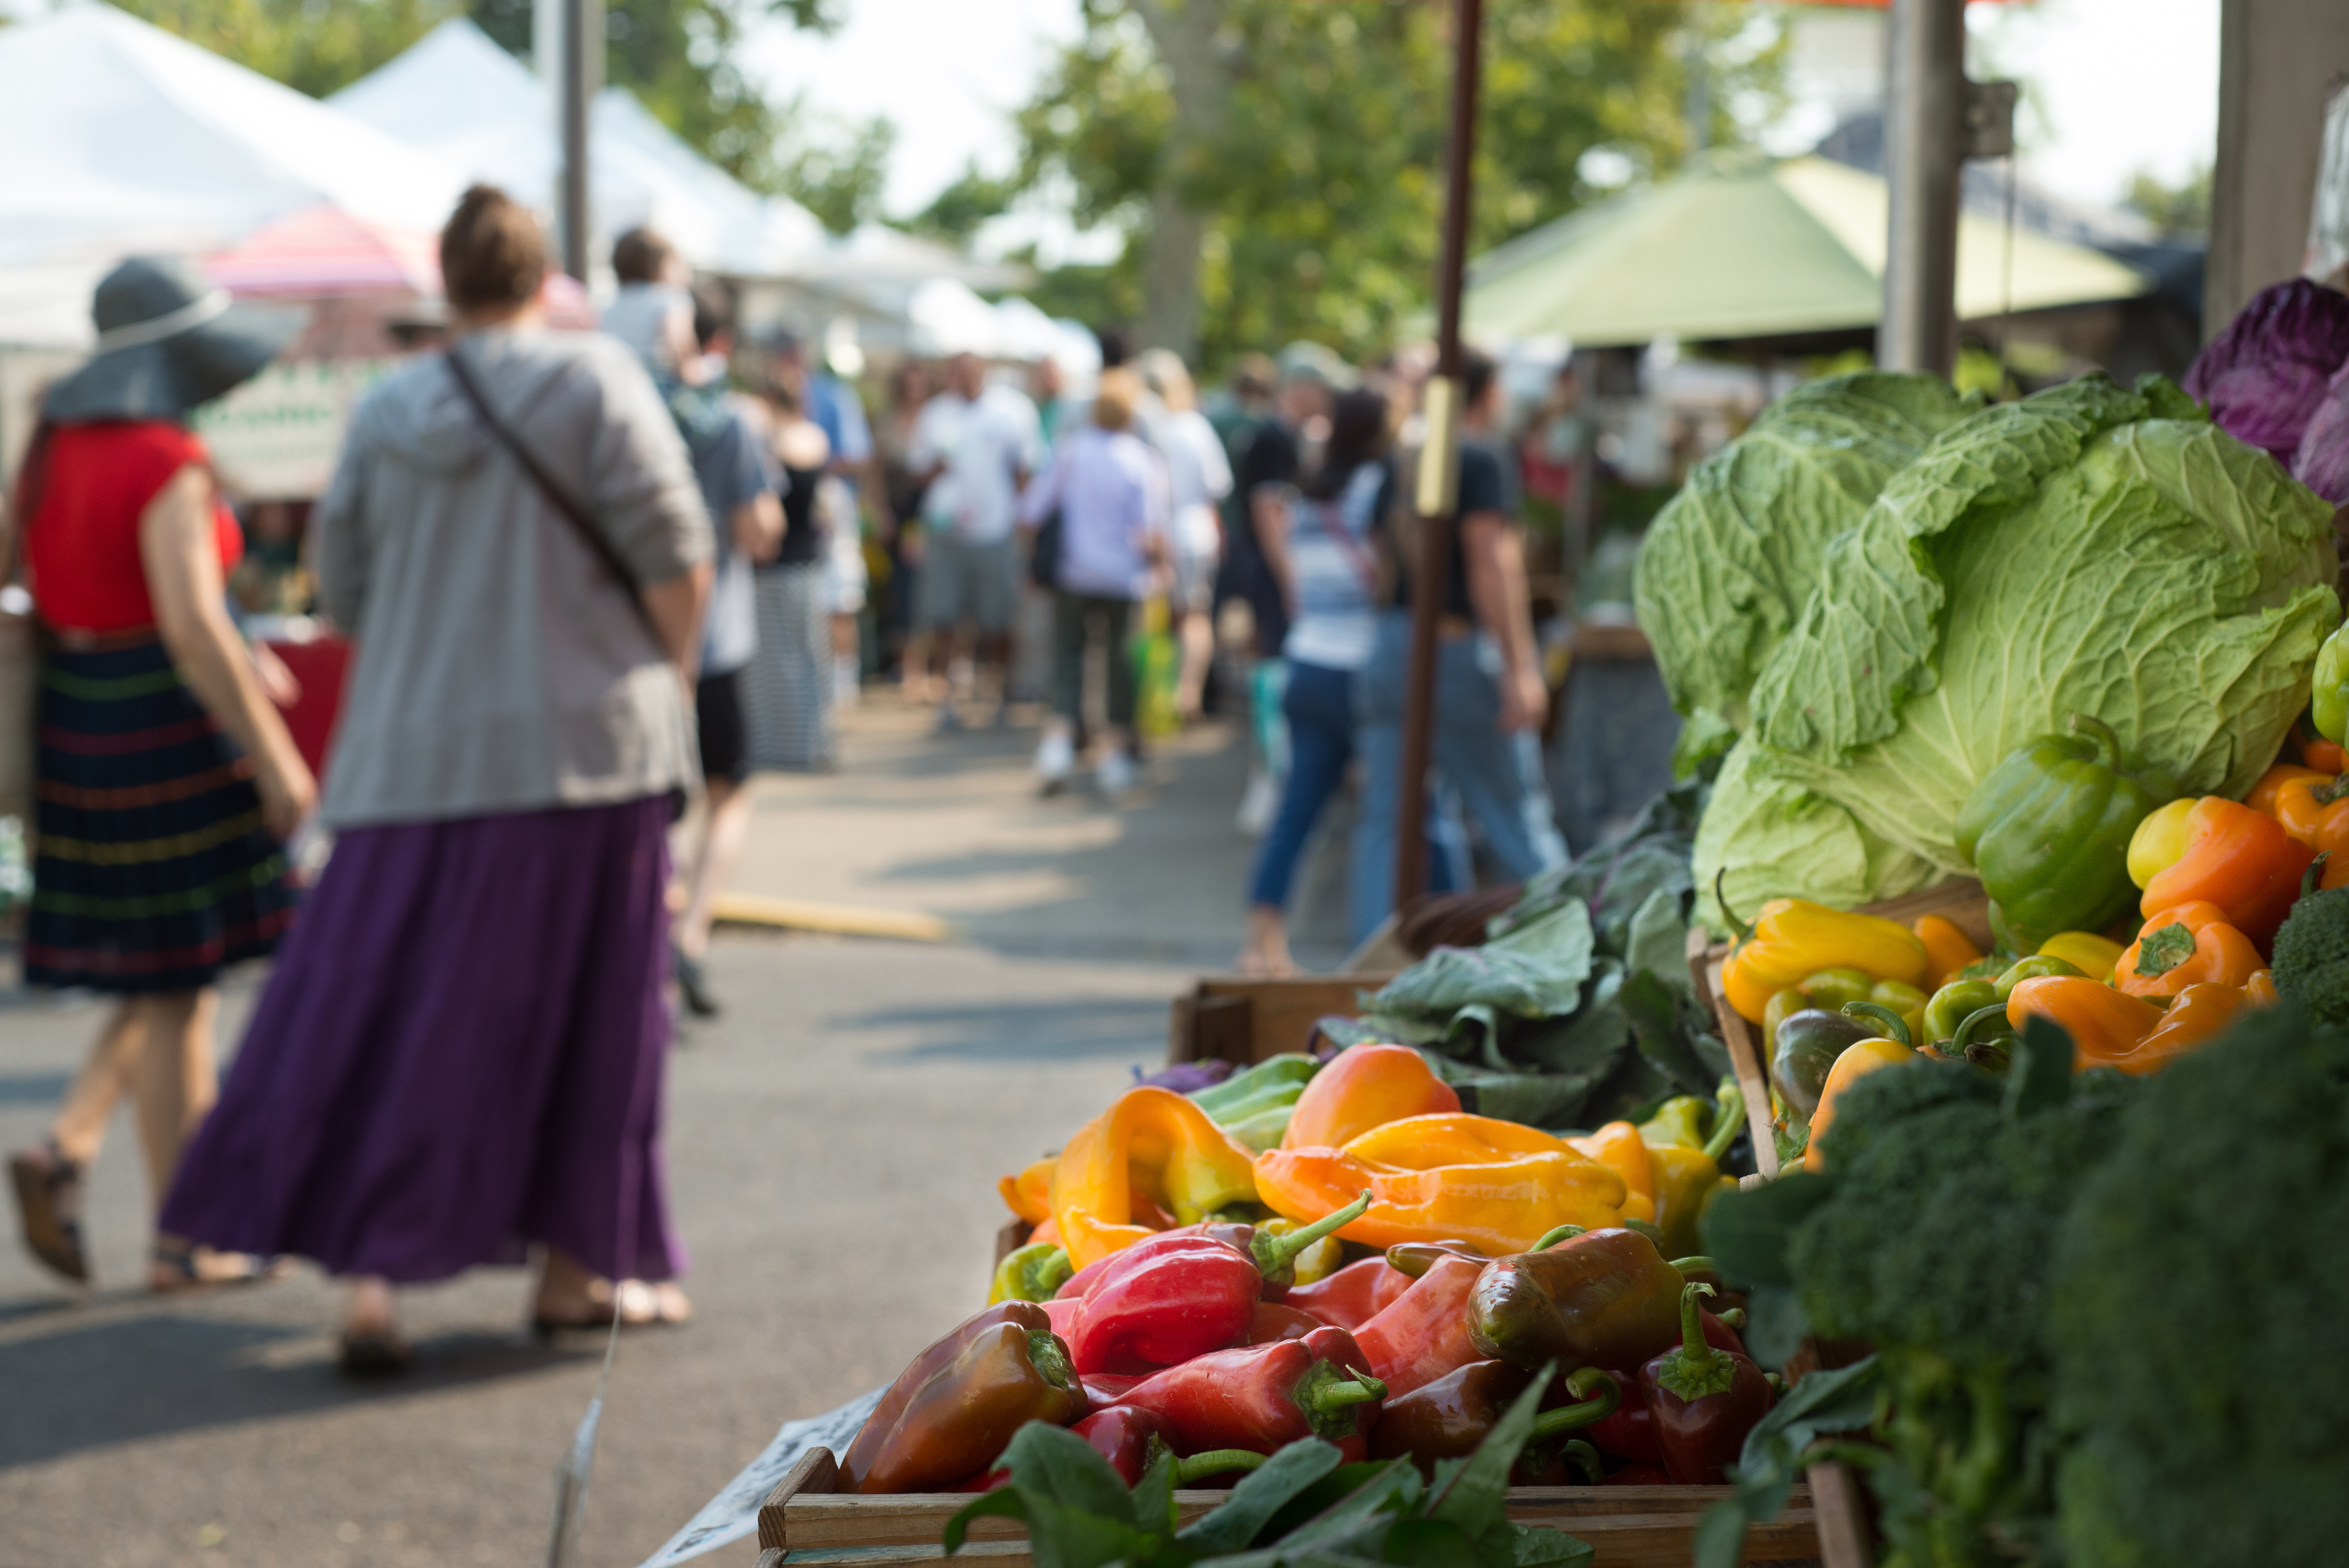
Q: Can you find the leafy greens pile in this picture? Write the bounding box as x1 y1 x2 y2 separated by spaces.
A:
947 1371 1593 1568
1683 373 2338 931
1324 779 1731 1131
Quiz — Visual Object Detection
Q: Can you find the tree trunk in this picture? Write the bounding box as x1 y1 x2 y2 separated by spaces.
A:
1133 0 1230 362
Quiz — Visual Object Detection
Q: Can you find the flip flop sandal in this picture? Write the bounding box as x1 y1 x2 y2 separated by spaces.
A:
9 1142 89 1284
148 1238 284 1294
339 1328 417 1378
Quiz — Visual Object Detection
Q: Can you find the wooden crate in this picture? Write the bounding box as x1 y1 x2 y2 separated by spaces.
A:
1691 880 1991 1179
1168 975 1384 1067
756 1446 1825 1567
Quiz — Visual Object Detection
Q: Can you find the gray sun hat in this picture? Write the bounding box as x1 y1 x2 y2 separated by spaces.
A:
43 256 303 424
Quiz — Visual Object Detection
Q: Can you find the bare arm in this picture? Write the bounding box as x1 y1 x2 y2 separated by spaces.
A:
735 492 784 563
642 563 713 681
1460 511 1547 733
138 467 316 838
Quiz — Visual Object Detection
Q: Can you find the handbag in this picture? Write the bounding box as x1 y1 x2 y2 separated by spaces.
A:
1029 508 1063 589
442 347 688 818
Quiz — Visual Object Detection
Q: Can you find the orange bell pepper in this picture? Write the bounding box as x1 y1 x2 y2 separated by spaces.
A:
2246 968 2281 1005
1050 1087 1261 1267
2294 722 2349 775
998 1156 1056 1225
2247 762 2328 817
1566 1120 1659 1224
1281 1043 1460 1150
2136 796 2315 948
1913 914 1983 991
1255 1112 1625 1255
2092 982 2251 1075
1803 1036 1918 1173
2005 975 2164 1065
2114 901 2265 999
2266 773 2349 890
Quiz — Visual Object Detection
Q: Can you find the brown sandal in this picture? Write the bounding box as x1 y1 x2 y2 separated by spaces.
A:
9 1142 89 1284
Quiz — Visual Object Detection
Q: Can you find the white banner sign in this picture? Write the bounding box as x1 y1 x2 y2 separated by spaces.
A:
634 1387 883 1568
194 358 395 501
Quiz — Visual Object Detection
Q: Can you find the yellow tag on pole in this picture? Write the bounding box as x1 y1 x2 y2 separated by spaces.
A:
1416 374 1460 517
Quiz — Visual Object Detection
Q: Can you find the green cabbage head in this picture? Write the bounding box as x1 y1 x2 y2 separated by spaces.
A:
1698 374 2340 928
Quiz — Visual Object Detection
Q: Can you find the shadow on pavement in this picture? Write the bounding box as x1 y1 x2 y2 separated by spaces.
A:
0 1308 598 1470
853 996 1168 1063
0 1073 73 1105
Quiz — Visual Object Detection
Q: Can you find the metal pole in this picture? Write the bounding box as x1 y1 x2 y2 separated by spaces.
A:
1394 0 1483 912
1878 0 1964 375
558 0 601 283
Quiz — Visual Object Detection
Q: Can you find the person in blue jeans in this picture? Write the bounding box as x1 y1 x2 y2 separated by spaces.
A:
1351 350 1566 945
1239 388 1460 974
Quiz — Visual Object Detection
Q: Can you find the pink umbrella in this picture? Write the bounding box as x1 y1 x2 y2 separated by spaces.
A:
205 203 440 296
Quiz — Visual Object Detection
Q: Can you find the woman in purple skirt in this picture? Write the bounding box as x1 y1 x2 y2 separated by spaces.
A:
160 186 715 1373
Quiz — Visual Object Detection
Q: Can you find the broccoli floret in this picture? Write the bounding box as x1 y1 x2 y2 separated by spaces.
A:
2269 886 2349 1024
1783 1057 2139 1566
2047 1004 2349 1568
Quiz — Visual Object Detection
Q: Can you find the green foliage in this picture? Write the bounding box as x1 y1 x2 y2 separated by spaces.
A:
2048 1006 2349 1568
1005 0 1784 365
2269 886 2349 1024
945 1380 1593 1568
2124 163 2212 239
115 0 460 98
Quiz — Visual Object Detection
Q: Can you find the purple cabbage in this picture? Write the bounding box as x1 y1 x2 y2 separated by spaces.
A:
2292 358 2349 506
2183 279 2349 462
1132 1058 1232 1093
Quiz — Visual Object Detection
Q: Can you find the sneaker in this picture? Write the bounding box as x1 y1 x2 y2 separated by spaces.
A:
1035 729 1075 794
1096 747 1137 798
1236 770 1279 837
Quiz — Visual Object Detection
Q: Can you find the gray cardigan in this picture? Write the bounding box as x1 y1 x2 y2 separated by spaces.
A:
313 328 714 827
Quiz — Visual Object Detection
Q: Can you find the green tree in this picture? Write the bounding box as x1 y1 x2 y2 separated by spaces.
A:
991 0 1782 365
2125 163 2212 238
114 0 460 99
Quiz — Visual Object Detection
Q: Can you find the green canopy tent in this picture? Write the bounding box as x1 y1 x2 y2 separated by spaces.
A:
1463 153 2151 346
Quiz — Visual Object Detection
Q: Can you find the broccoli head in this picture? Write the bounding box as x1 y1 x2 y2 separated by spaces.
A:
2048 1003 2349 1568
2269 885 2349 1025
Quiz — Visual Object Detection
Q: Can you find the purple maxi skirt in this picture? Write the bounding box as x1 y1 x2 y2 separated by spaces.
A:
160 796 685 1285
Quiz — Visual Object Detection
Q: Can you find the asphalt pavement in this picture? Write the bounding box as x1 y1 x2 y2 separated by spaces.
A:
0 702 1355 1568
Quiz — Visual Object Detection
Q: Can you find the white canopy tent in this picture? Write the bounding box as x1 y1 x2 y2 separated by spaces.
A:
331 18 825 282
0 4 466 347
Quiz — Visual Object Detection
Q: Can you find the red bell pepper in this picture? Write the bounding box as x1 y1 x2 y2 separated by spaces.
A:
1282 1256 1412 1330
1083 1373 1144 1405
1245 1302 1322 1344
1355 1250 1488 1397
840 1302 1089 1493
1107 1324 1387 1460
1584 1367 1660 1462
1055 1192 1372 1302
1065 1234 1259 1375
1638 1283 1774 1484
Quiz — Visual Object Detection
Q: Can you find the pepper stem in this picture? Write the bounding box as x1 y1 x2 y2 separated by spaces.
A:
2070 713 2123 772
1647 1281 1739 1404
1529 1367 1620 1438
1679 1281 1715 1360
1702 1079 1745 1164
1717 1307 1747 1331
1953 1002 2015 1055
1026 1327 1078 1395
1174 1450 1267 1486
2306 851 2332 900
1715 868 1755 944
1842 1001 1912 1049
1668 1255 1718 1276
1560 1439 1603 1486
1530 1224 1586 1252
1317 1376 1385 1410
1254 1191 1371 1281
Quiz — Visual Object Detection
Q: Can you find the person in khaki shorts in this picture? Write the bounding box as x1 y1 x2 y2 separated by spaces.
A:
907 351 1041 731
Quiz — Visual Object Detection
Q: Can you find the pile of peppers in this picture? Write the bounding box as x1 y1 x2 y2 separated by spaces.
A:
849 1217 1779 1492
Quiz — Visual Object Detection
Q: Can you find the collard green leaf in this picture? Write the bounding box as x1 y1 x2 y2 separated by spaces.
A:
1380 1518 1485 1568
1504 1521 1593 1568
1427 1368 1553 1531
1698 1169 1835 1290
1370 903 1596 1022
1691 1356 1884 1568
1002 1420 1138 1521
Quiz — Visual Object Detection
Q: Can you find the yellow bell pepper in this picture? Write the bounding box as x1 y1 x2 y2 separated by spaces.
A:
2037 931 2126 986
1254 1113 1625 1256
2127 797 2198 887
998 1156 1056 1226
1720 897 1931 1022
1804 1036 1918 1172
1050 1087 1261 1267
1567 1121 1658 1224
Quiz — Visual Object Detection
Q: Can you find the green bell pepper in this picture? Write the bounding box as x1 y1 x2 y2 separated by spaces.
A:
1188 1054 1316 1121
1770 1009 1875 1115
1922 978 1999 1046
2316 622 2349 745
1953 713 2177 952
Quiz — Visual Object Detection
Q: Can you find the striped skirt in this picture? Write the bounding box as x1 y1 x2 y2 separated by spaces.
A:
24 638 296 992
740 561 834 770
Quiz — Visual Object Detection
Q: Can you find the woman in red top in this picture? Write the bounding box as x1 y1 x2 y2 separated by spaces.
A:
4 257 315 1291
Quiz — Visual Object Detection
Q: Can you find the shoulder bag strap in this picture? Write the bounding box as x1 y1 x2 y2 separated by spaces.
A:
442 346 660 640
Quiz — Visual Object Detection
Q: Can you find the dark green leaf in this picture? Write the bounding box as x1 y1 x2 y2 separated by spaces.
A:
1504 1522 1593 1568
1002 1420 1135 1520
2002 1017 2075 1119
1738 1286 1811 1370
1691 1356 1884 1568
1132 1449 1179 1539
1380 1518 1484 1568
944 1489 1029 1556
1698 1171 1834 1289
1428 1368 1554 1531
2133 922 2194 977
1176 1439 1346 1554
1619 969 1718 1098
1370 903 1596 1022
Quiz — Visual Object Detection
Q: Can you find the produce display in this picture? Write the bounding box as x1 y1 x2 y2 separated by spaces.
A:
811 323 2349 1566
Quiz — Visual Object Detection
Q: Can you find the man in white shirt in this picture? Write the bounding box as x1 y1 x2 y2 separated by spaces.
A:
907 352 1043 731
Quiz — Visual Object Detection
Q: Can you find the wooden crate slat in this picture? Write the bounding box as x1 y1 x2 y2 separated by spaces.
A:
782 1544 1034 1566
761 1447 843 1550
